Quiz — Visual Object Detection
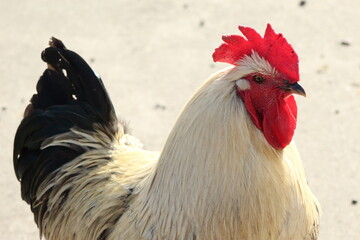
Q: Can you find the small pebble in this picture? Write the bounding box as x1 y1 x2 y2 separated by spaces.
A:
334 109 339 115
199 20 205 28
154 104 166 110
351 200 357 205
350 82 360 88
1 106 6 111
340 41 350 47
316 65 329 74
299 0 306 7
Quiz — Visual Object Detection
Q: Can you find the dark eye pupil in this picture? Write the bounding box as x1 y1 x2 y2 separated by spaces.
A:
253 75 264 83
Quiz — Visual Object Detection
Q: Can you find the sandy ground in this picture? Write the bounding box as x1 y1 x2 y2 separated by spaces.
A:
0 0 359 239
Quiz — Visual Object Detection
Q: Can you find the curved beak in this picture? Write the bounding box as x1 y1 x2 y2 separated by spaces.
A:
279 82 306 97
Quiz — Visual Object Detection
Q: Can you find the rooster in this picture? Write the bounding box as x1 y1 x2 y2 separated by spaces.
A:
14 24 319 240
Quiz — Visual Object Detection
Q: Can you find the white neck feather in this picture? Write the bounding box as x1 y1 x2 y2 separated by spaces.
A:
112 67 319 240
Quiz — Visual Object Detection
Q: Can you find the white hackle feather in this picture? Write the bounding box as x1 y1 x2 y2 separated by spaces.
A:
108 67 320 240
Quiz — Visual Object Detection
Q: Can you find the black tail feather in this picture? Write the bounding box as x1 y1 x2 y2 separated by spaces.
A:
13 38 118 210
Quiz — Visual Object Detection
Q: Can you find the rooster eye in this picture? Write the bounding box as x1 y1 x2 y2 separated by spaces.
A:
253 75 264 84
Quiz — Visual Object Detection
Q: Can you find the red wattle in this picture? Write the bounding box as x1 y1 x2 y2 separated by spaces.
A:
262 95 297 149
240 88 298 150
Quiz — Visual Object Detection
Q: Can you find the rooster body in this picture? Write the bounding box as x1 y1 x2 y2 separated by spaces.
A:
14 25 319 240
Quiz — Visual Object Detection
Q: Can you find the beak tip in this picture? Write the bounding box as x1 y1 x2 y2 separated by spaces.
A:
297 88 306 97
289 82 306 97
296 87 306 98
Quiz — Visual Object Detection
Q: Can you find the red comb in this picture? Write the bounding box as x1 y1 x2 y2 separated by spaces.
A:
213 24 299 82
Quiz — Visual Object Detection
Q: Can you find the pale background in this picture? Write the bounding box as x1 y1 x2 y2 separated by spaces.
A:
0 0 359 239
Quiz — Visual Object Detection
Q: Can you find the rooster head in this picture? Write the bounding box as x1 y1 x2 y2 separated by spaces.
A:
213 24 305 150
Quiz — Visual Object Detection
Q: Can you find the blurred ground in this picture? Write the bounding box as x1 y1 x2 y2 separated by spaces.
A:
0 0 359 239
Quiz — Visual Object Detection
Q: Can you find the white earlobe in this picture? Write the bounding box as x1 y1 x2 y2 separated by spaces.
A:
236 79 251 90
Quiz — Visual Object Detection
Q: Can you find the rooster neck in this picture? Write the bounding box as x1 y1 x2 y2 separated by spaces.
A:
147 68 284 213
114 69 318 240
